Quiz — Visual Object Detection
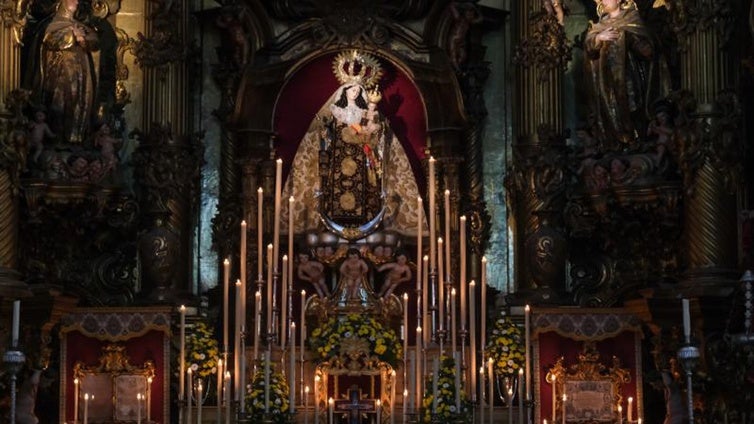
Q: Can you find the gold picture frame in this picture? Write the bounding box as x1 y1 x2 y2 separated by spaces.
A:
546 342 631 423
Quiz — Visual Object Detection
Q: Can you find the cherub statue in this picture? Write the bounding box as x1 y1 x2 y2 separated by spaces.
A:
297 252 329 298
338 248 370 304
377 251 412 298
94 122 119 172
27 110 55 169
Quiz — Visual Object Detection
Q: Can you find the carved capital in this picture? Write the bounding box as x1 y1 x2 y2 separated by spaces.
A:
672 90 742 196
513 7 572 81
131 124 205 213
131 0 189 75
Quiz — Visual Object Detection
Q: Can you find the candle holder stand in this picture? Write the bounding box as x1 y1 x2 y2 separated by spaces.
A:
677 343 700 424
4 348 25 424
429 269 438 343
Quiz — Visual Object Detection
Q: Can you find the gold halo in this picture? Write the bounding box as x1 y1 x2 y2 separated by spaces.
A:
332 50 383 89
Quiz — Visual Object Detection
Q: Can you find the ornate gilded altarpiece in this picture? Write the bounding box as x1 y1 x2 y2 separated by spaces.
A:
59 307 171 424
532 308 643 424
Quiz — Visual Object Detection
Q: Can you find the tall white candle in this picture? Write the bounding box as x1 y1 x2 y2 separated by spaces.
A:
223 259 230 352
437 237 444 333
525 305 531 401
197 380 203 424
403 389 408 424
469 280 477 402
551 375 556 423
73 378 79 424
273 159 282 270
235 280 242 401
562 394 567 424
281 255 289 346
217 359 223 423
241 220 247 316
428 157 436 274
136 393 142 424
225 371 231 424
460 216 467 330
315 375 320 424
376 399 381 424
179 305 186 401
518 368 525 424
451 288 457 355
187 369 193 424
390 370 396 424
301 290 306 371
257 187 263 280
403 293 409 363
267 244 274 334
83 393 89 424
682 298 691 341
305 386 310 424
288 195 295 290
508 385 514 424
290 322 296 413
254 291 261 365
422 255 429 346
11 299 20 347
444 189 451 288
480 367 486 424
628 397 633 422
488 358 494 423
481 256 487 359
416 197 423 294
146 376 152 422
415 326 422 408
328 397 334 424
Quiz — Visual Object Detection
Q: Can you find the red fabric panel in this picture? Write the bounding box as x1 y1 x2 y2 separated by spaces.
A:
63 330 166 421
273 52 427 191
537 331 638 421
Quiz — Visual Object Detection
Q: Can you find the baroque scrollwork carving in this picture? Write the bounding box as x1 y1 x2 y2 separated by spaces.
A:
131 124 204 212
662 0 736 47
513 4 572 81
131 0 189 75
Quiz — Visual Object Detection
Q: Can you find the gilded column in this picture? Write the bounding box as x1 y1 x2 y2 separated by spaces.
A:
0 91 30 297
0 0 25 112
134 0 191 135
132 125 204 298
671 0 741 292
508 0 571 300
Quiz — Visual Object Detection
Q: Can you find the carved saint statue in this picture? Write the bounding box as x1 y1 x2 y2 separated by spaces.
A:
39 0 98 144
284 51 423 239
584 0 669 148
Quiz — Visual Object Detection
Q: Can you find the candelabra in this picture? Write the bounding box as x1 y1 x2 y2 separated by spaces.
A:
4 348 25 424
731 270 754 345
677 343 699 424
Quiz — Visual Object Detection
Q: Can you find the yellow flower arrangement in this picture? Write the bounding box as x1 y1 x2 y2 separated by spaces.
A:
420 356 471 422
309 313 403 367
246 360 290 423
184 321 220 379
484 313 525 377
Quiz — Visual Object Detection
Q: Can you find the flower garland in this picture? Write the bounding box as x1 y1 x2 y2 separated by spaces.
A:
185 321 220 379
246 361 291 423
308 313 402 367
484 313 525 377
420 356 471 422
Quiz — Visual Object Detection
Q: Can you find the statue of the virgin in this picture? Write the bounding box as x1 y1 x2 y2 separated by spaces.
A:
284 50 423 240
